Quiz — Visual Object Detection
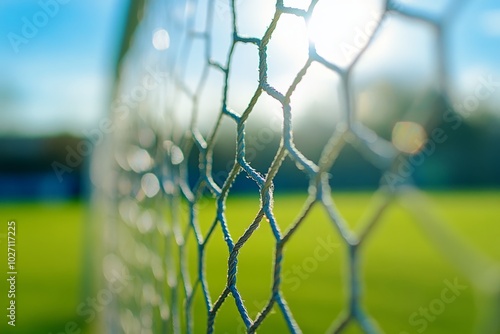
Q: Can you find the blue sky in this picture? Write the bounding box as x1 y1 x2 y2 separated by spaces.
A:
0 0 126 136
0 0 497 137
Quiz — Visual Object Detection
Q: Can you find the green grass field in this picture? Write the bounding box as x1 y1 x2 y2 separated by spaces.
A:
0 191 499 334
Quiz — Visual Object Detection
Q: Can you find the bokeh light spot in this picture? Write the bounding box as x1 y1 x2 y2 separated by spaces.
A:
392 121 427 154
152 28 170 50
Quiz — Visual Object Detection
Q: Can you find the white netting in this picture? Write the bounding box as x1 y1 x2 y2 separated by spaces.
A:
99 0 500 333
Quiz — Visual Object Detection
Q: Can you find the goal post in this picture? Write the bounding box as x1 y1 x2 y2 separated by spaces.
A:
98 0 500 333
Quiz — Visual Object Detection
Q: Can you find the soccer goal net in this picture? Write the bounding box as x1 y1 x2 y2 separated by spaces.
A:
98 0 500 333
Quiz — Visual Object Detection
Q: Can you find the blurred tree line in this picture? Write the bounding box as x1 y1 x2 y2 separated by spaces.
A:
1 86 498 200
189 88 500 192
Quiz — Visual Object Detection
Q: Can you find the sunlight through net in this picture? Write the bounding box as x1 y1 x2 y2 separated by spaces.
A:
99 0 500 333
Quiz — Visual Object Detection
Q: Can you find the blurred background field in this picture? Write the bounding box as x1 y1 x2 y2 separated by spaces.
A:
1 0 500 333
0 192 499 333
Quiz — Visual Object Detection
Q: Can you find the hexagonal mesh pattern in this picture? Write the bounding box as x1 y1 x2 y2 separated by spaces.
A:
100 0 500 333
